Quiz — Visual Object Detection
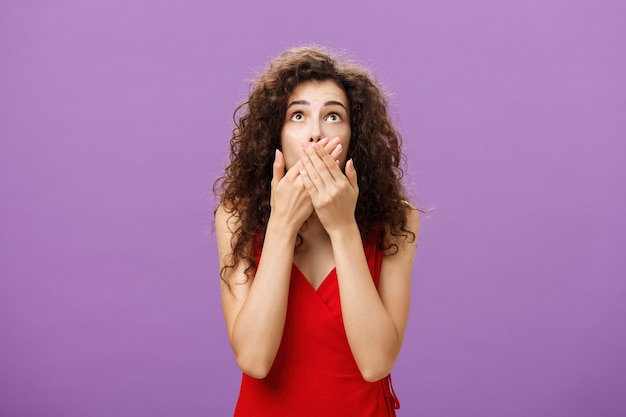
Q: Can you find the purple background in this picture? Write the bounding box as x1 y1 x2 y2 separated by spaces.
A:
1 1 624 416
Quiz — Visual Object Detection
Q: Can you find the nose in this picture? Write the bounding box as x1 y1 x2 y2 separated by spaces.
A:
309 121 322 143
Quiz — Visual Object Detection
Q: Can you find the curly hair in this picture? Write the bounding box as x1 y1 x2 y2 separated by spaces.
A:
214 45 415 281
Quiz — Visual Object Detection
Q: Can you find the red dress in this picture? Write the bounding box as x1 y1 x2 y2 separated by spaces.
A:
233 236 400 416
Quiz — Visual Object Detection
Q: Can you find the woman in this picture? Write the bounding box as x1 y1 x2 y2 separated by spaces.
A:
214 46 420 416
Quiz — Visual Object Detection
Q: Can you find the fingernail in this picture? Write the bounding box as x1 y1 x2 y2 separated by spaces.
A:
334 144 342 154
302 142 309 149
320 137 329 146
313 143 321 150
299 149 306 157
331 137 340 145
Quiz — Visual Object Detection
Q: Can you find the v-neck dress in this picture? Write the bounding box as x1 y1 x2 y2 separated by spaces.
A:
233 236 400 416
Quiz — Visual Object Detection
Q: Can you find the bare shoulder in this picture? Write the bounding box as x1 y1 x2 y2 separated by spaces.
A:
215 204 248 282
215 204 237 265
215 203 240 234
387 201 420 251
403 201 420 232
379 202 420 278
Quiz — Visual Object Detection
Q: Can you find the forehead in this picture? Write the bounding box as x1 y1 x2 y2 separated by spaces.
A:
288 80 348 104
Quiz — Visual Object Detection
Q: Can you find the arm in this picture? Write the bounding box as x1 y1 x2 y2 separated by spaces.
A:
217 204 298 379
330 209 419 382
217 151 309 378
298 143 420 381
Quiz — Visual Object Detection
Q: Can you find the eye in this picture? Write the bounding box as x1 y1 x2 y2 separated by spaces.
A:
326 113 342 123
290 112 304 122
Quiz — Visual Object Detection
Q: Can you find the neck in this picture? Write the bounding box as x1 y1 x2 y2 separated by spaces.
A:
295 212 332 257
300 212 329 241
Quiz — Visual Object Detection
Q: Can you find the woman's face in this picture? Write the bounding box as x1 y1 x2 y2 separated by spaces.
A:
280 80 351 169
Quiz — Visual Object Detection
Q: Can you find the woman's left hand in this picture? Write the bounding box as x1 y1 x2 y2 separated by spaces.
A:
298 139 359 234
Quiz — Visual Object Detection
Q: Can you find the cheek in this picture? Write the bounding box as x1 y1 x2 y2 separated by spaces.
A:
280 133 300 169
340 129 351 155
283 152 298 170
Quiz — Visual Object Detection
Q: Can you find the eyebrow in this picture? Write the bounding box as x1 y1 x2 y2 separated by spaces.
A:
287 100 348 110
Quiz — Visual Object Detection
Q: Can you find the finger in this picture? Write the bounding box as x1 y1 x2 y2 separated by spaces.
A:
330 143 342 160
298 159 319 198
300 137 340 160
345 159 358 191
306 142 340 186
323 137 340 155
322 137 342 165
311 142 346 183
301 145 334 189
299 147 322 188
272 149 285 187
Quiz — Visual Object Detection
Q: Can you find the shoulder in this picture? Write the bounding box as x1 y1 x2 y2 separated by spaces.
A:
215 203 235 222
215 204 255 287
383 201 420 250
215 204 241 259
403 201 420 238
215 203 241 234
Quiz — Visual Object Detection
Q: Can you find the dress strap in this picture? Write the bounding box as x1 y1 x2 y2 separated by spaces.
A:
382 374 400 415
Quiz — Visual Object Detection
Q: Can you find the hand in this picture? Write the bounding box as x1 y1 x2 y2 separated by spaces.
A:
297 138 359 234
270 149 313 231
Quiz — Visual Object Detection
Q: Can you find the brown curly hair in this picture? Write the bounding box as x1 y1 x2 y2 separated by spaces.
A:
214 45 415 281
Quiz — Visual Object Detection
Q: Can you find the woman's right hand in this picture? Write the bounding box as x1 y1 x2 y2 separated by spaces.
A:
270 149 313 230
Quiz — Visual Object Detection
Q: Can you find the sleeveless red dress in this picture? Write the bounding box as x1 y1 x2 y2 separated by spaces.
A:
233 235 400 416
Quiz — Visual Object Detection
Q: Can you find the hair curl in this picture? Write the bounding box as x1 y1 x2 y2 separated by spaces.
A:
214 46 415 282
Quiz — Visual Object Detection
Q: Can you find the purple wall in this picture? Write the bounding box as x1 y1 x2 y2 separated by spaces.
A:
1 1 624 416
